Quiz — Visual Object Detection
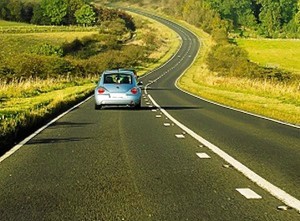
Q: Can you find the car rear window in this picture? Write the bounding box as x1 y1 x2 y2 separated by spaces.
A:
103 74 132 84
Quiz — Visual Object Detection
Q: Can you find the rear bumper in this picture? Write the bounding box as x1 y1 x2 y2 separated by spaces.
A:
95 95 141 106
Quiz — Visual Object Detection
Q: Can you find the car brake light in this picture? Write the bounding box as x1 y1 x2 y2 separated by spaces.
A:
98 88 105 94
131 87 138 94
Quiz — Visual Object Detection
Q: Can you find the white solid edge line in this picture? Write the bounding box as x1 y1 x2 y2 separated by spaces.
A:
174 68 299 129
147 94 300 212
175 83 300 129
0 96 93 164
140 12 300 211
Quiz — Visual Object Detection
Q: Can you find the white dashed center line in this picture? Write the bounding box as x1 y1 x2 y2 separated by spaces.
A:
146 94 300 212
175 134 185 139
196 153 211 159
236 188 262 199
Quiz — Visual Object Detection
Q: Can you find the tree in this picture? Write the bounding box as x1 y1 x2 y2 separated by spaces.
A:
65 0 85 24
7 0 23 21
75 4 96 26
31 3 50 24
208 0 256 28
41 0 68 25
258 0 281 37
0 0 9 20
279 0 298 24
21 2 34 23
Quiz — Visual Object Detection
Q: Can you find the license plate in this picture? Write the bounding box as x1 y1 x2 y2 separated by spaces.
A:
111 93 125 98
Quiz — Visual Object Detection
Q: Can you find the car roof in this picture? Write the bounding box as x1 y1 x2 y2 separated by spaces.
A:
103 69 135 75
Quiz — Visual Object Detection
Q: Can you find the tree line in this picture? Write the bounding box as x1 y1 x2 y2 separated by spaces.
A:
117 0 300 38
207 0 300 38
115 0 299 82
0 0 135 29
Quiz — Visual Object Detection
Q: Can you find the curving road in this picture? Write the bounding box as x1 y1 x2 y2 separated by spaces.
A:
0 9 299 221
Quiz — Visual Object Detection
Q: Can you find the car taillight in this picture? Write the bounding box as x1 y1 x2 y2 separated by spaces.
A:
98 88 105 94
131 87 138 94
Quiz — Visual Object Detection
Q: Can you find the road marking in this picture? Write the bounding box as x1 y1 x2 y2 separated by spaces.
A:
196 153 211 159
139 13 300 211
164 123 171 127
236 188 262 199
277 205 290 211
175 76 300 129
156 115 162 118
175 134 185 139
147 94 300 213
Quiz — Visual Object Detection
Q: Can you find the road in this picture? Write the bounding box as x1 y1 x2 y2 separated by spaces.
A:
0 10 299 221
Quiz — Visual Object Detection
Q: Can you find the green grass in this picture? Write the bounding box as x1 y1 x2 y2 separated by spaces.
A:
236 38 300 75
0 32 98 56
0 19 31 26
128 12 180 75
0 12 180 150
176 27 300 125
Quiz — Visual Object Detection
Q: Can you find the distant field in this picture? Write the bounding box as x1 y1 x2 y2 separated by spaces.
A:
236 38 300 75
0 32 98 56
0 19 31 26
176 23 300 125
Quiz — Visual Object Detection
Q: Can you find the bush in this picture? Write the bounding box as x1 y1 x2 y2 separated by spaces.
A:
207 43 292 82
32 43 63 57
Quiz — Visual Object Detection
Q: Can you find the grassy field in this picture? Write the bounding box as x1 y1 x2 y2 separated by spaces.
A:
0 31 98 58
176 25 300 125
113 2 300 126
0 20 31 26
236 38 300 75
0 13 180 151
128 12 180 75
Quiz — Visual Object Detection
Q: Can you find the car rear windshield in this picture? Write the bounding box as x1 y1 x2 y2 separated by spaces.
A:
103 74 132 84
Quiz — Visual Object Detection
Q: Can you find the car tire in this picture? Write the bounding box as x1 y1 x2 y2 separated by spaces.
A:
95 104 102 110
135 101 141 109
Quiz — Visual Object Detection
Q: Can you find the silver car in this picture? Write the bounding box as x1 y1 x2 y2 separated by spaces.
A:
94 69 142 110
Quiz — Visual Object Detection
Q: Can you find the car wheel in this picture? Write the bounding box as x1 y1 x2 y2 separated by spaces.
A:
95 104 102 110
135 102 141 109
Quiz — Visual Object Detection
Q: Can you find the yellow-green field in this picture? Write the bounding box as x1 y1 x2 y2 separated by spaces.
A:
0 13 180 149
128 12 180 75
236 38 300 75
113 2 300 125
174 22 300 125
0 19 30 26
0 31 98 57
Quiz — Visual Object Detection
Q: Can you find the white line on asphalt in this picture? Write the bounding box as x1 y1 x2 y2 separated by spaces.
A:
137 12 300 211
175 76 300 129
147 94 300 213
175 134 185 139
196 153 211 159
236 188 262 199
0 96 93 164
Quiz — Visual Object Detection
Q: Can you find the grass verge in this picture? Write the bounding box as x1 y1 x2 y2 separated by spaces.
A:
176 23 300 125
0 77 95 155
126 12 180 76
111 2 300 126
0 14 181 154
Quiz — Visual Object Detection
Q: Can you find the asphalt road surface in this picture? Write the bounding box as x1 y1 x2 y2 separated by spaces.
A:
0 10 299 221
